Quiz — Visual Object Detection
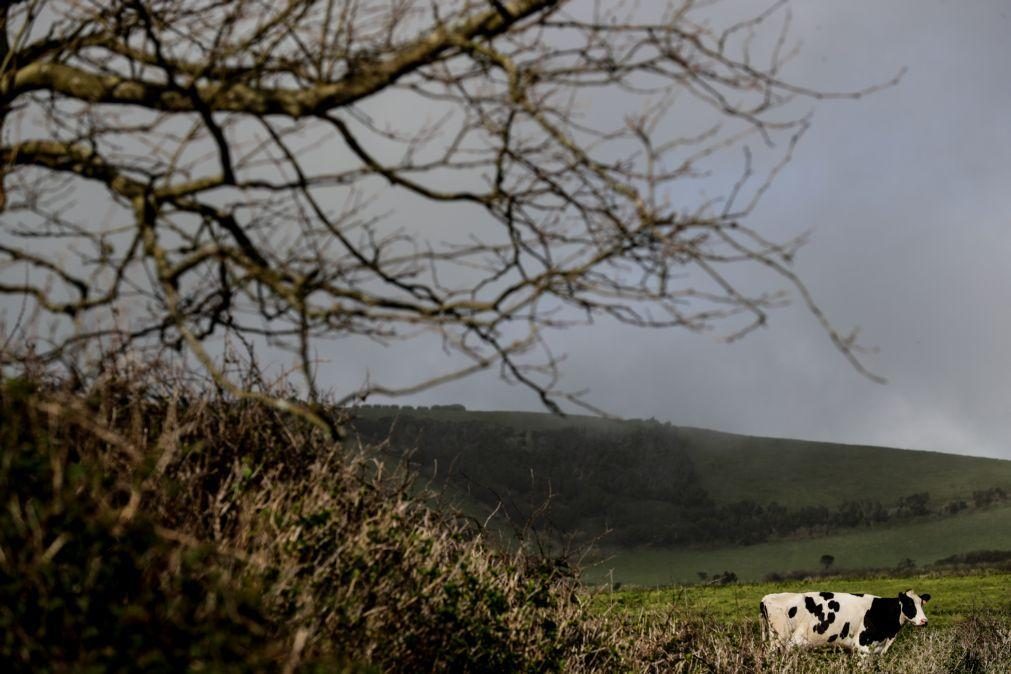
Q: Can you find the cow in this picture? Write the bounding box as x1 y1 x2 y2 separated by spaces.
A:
759 589 931 656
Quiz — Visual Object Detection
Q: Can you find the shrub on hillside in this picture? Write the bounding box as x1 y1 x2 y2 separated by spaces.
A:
0 369 616 672
152 391 612 671
0 379 285 672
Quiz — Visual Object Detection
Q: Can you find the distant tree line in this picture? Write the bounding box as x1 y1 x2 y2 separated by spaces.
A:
350 414 1011 548
933 549 1011 567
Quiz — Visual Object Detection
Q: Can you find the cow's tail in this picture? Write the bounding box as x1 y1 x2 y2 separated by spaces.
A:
759 601 770 644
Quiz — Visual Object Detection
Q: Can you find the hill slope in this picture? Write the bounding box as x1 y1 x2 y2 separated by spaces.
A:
676 426 1011 507
350 406 1011 548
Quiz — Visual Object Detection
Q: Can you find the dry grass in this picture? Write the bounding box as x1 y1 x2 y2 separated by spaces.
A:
580 604 1011 673
0 361 616 671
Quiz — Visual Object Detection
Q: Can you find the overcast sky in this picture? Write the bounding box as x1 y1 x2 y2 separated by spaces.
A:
316 0 1011 459
6 1 1007 460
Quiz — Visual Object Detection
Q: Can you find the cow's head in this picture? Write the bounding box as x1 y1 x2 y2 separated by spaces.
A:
898 590 931 626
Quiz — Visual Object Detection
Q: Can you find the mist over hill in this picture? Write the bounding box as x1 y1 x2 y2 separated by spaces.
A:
350 406 1011 548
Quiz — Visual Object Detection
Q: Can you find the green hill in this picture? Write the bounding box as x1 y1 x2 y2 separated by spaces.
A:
350 406 1011 550
676 426 1011 507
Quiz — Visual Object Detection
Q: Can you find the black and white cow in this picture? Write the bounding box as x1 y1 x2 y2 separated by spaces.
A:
760 590 931 656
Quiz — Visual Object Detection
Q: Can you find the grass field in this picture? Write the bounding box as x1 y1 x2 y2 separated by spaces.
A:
587 572 1011 672
591 571 1011 629
583 503 1011 585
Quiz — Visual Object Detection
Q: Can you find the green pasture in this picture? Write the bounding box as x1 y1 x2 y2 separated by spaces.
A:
583 504 1011 585
592 571 1011 629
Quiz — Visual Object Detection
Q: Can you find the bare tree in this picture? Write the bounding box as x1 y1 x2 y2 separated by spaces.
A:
0 0 892 432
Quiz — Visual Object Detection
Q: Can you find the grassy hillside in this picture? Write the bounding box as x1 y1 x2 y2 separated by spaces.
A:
356 406 1011 508
679 426 1011 506
583 503 1011 585
352 406 1011 551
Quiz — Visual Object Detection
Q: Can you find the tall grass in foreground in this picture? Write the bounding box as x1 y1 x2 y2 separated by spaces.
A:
0 364 616 672
1 361 1008 672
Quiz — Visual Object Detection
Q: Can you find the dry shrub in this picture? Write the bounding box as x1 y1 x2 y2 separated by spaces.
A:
945 612 1011 673
0 365 614 672
151 392 614 671
579 611 779 674
0 377 285 672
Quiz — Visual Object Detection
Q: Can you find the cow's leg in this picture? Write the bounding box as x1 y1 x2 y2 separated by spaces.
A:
760 602 771 644
760 618 776 646
764 624 787 651
789 626 810 648
878 638 896 655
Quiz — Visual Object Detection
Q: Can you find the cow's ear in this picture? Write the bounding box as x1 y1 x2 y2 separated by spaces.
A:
921 593 931 603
